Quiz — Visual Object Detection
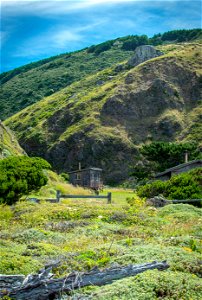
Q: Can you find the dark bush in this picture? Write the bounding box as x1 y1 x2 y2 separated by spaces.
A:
0 156 51 205
136 168 202 202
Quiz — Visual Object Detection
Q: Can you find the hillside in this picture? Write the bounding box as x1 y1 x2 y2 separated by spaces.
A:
4 42 202 183
0 121 25 158
1 29 201 120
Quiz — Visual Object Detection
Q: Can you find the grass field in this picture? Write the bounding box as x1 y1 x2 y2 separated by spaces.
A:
100 188 135 204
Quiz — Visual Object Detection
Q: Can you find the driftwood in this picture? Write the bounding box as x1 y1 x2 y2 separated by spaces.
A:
0 261 169 300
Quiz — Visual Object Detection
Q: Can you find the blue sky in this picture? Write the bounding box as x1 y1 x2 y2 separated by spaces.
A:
1 0 201 72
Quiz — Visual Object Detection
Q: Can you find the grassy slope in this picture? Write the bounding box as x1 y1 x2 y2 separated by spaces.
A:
28 170 91 199
0 123 25 158
0 47 133 120
0 194 201 299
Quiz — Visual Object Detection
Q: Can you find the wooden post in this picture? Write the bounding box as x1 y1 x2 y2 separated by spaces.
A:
107 192 112 204
56 190 61 202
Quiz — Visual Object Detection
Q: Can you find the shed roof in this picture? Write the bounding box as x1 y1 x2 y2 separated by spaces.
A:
155 159 202 178
68 167 102 174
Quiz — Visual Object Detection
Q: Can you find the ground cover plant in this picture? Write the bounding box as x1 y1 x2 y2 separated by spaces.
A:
0 188 201 299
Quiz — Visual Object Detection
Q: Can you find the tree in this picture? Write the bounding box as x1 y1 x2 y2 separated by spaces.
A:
0 156 51 205
140 141 201 172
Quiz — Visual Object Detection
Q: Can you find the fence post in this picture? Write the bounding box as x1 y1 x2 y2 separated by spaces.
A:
107 192 112 204
56 190 61 202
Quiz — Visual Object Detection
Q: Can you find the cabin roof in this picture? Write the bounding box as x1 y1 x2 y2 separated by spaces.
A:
155 159 202 178
68 167 102 174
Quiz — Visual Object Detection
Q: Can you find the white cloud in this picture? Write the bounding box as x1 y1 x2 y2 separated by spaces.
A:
1 0 191 17
12 19 106 57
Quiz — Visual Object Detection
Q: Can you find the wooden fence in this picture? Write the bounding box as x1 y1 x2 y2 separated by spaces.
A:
56 190 112 204
171 199 202 204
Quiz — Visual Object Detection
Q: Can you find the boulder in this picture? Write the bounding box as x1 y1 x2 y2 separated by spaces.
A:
128 45 163 67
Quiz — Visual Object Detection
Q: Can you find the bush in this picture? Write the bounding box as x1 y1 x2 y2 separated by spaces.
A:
140 141 201 172
122 34 149 51
60 172 69 182
136 168 202 201
0 156 51 205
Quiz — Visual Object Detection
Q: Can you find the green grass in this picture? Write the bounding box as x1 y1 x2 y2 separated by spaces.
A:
0 188 201 299
100 188 135 204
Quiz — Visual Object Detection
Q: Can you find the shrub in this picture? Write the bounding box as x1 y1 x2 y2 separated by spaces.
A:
60 172 69 182
137 168 202 201
0 156 51 205
140 141 201 172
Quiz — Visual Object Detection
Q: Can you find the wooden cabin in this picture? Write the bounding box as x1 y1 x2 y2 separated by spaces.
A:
68 167 103 190
155 159 202 181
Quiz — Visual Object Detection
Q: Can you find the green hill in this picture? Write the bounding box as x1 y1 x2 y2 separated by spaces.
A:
4 42 202 183
1 29 201 120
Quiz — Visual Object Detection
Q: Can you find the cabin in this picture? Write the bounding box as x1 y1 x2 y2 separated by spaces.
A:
68 167 103 191
155 159 202 181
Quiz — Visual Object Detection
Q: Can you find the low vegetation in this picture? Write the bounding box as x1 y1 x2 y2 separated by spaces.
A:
0 191 201 299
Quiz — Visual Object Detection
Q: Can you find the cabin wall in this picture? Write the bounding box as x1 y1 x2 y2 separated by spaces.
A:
69 169 102 189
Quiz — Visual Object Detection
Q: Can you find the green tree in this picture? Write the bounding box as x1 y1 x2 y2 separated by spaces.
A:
0 156 51 205
140 141 200 172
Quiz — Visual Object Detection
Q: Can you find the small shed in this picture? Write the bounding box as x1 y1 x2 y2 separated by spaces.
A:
155 159 202 181
68 167 103 190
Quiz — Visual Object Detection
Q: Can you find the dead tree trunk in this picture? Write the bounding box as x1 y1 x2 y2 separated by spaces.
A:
0 261 169 300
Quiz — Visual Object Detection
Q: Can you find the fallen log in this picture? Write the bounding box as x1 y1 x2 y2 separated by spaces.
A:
0 261 169 300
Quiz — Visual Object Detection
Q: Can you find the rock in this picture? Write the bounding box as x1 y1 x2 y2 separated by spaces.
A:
146 196 169 207
114 64 124 72
128 45 163 67
125 73 134 84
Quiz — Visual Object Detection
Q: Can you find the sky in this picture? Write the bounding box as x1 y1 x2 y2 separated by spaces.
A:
1 0 201 72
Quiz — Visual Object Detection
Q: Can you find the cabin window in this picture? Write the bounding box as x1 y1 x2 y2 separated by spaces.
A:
76 173 81 180
91 172 100 181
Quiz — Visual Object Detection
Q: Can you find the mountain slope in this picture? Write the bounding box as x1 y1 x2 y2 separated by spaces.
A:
4 42 202 183
1 29 201 120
